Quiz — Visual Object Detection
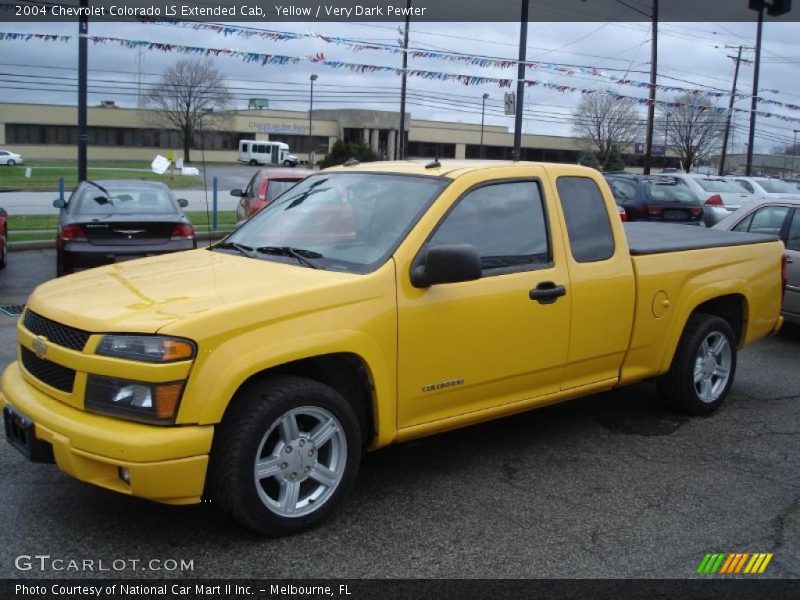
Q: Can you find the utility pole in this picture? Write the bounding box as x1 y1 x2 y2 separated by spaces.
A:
746 5 764 176
77 0 88 182
308 74 317 166
719 45 744 176
397 0 411 160
480 93 489 159
642 0 658 175
512 0 529 161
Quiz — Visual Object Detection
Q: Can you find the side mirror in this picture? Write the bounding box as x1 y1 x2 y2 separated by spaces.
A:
411 243 482 288
53 199 66 209
230 188 243 197
177 198 189 208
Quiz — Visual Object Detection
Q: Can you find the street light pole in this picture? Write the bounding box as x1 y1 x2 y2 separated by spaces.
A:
480 93 489 159
663 112 669 167
77 0 88 182
793 129 799 176
308 74 317 167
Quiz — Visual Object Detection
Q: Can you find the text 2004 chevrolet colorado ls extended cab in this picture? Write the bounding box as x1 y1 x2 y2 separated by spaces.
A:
2 161 786 536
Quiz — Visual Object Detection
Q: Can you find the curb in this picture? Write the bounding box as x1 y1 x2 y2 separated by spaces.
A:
8 230 230 252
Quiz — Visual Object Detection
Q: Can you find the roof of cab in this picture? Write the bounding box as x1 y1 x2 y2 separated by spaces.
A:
322 159 565 179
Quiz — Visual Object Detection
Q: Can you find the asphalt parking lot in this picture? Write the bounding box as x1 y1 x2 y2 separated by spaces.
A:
0 249 797 579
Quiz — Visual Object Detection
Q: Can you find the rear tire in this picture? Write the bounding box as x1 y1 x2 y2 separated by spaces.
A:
249 159 257 166
657 313 737 415
208 376 361 536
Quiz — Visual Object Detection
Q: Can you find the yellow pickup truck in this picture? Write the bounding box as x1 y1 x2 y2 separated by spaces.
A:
2 161 786 536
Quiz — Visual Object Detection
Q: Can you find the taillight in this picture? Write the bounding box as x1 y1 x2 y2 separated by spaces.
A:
59 224 87 241
705 194 724 206
171 223 195 240
690 207 703 215
617 205 627 222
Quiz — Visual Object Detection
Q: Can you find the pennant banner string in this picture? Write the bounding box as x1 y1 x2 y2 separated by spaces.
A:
2 31 800 124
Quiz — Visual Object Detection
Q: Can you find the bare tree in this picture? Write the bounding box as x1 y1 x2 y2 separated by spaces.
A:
571 93 644 165
141 58 232 163
659 94 725 173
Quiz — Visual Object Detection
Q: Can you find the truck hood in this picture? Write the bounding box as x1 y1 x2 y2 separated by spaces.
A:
27 248 361 334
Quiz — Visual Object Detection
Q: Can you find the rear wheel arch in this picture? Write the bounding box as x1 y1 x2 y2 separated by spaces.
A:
662 293 747 374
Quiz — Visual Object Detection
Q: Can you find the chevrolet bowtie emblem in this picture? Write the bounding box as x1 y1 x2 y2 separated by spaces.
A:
32 336 48 358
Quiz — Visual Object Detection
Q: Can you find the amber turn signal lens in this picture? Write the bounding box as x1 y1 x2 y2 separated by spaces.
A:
162 340 195 362
155 383 184 420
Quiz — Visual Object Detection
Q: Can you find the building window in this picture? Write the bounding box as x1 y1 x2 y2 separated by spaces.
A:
406 141 456 159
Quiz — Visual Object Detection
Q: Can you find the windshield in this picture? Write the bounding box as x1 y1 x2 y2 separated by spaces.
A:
266 179 303 203
695 178 748 193
219 172 448 273
73 185 178 215
756 178 799 194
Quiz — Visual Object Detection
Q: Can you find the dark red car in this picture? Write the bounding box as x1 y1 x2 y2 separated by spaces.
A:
232 168 314 221
0 207 7 269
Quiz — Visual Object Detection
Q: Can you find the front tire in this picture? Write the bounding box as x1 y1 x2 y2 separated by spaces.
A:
208 376 361 536
7 159 15 166
657 313 737 415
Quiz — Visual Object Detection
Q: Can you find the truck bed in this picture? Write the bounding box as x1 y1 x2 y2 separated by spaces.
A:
624 222 778 255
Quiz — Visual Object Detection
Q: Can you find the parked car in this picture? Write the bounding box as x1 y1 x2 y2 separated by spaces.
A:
713 196 800 325
0 207 7 269
0 149 23 166
605 174 704 224
668 173 754 227
782 178 800 191
232 168 313 221
53 180 196 276
729 176 800 200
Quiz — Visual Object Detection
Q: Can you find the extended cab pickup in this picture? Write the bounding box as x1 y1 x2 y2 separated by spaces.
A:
2 161 785 536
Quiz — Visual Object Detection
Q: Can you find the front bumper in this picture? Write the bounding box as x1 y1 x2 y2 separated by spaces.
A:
1 362 213 505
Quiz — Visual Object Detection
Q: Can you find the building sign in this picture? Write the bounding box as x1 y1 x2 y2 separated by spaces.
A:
634 143 666 156
248 121 307 135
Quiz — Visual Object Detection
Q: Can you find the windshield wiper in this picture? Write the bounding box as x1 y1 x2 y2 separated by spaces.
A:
85 180 110 196
256 246 323 269
214 241 256 258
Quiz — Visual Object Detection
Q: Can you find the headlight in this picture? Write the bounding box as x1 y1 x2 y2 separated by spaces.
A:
96 335 195 363
85 375 184 425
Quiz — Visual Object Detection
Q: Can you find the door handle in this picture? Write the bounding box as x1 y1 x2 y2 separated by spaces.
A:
529 282 566 304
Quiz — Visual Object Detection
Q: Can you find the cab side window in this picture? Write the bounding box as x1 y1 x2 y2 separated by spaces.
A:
556 176 615 263
429 181 550 272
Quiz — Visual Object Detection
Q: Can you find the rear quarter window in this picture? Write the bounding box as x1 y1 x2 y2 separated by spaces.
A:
556 176 615 263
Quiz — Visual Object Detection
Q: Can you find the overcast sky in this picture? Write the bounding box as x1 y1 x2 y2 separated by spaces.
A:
1 17 799 152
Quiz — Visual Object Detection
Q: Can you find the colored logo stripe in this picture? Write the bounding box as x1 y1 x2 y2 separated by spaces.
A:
697 553 774 575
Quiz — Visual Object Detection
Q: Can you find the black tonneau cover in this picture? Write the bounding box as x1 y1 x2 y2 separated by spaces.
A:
624 222 778 256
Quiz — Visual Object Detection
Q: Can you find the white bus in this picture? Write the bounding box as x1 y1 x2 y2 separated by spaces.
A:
238 140 299 167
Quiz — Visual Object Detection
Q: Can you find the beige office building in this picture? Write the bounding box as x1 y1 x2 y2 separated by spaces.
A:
0 102 675 168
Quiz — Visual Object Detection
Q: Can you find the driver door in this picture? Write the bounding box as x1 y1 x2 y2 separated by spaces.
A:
396 176 571 430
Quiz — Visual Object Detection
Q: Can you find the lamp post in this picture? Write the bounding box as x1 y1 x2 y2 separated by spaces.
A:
308 74 318 166
480 93 489 159
663 112 670 169
793 129 799 176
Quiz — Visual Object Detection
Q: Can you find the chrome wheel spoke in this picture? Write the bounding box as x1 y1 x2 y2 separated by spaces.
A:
694 360 705 383
310 417 339 447
255 455 282 480
279 480 301 514
697 377 712 402
278 412 300 443
710 336 727 357
713 364 730 379
309 464 338 488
